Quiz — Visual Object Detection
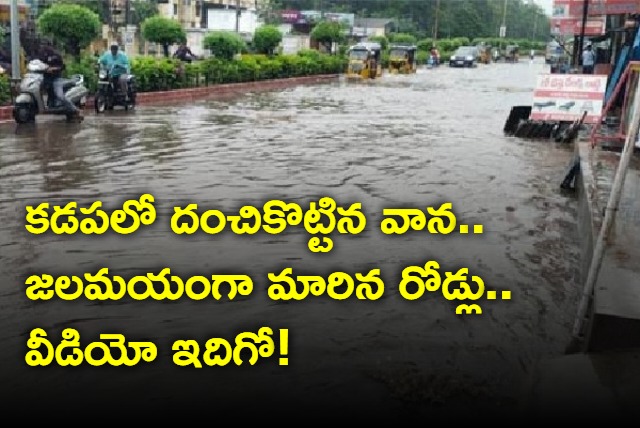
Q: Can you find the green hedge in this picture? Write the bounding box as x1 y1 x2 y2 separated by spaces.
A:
130 51 346 93
0 51 346 105
0 74 9 106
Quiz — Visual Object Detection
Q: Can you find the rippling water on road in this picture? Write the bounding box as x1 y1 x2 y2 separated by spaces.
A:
0 59 581 419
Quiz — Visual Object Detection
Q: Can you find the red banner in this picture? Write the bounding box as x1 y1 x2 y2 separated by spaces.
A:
553 0 640 17
589 0 640 16
551 16 606 36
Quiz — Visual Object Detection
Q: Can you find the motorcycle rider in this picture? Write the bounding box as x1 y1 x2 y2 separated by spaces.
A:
173 43 197 63
39 41 82 119
99 42 131 101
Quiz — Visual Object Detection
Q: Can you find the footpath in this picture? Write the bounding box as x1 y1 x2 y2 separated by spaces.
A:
0 74 339 123
521 128 640 422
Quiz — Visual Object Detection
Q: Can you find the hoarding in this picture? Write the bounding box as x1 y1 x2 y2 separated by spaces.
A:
589 0 640 15
530 73 608 124
551 0 606 36
280 10 301 24
551 15 606 36
553 0 640 17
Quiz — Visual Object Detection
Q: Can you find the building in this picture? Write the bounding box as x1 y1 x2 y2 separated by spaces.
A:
158 0 266 30
0 0 29 26
351 18 394 38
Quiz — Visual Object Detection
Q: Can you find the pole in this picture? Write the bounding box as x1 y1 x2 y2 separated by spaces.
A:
501 0 508 52
10 0 20 81
569 72 640 352
235 0 240 33
433 0 440 41
578 0 589 67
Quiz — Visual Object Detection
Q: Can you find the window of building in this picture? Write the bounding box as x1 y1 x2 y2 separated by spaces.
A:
173 4 178 15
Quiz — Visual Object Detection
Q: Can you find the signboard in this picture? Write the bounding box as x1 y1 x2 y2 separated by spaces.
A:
551 0 606 36
207 9 258 33
589 0 640 15
553 0 640 16
530 73 608 124
551 16 606 36
280 10 301 24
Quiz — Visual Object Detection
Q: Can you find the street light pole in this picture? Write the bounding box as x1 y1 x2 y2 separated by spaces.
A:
10 0 20 81
433 0 440 42
500 0 508 52
235 0 240 33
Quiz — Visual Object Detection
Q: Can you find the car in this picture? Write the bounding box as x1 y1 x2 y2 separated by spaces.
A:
449 46 478 68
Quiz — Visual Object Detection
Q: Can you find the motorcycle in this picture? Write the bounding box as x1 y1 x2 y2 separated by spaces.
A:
94 63 136 113
13 59 88 124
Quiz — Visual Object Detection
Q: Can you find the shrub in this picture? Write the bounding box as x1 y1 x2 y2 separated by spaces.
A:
141 16 186 57
204 31 247 61
0 74 10 106
252 25 282 55
37 4 101 58
66 54 99 94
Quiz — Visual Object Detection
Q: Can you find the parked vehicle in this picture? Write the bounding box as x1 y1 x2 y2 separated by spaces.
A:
449 46 478 68
504 45 520 62
477 44 493 64
12 59 88 124
95 63 137 113
346 42 382 80
388 44 418 74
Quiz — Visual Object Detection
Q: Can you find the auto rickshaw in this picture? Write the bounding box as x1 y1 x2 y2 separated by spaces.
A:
388 44 418 74
505 45 520 62
346 42 383 80
477 44 492 64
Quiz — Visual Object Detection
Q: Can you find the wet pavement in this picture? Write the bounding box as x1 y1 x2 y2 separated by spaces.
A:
0 59 586 421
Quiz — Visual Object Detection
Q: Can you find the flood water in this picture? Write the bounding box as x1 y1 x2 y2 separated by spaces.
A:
0 59 582 420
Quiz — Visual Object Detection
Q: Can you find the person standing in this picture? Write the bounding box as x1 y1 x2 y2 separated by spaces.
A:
581 44 595 74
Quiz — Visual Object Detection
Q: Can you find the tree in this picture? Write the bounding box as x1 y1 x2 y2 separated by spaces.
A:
203 32 247 61
141 16 186 57
252 25 282 55
130 0 160 27
42 0 110 23
310 21 344 53
37 4 101 58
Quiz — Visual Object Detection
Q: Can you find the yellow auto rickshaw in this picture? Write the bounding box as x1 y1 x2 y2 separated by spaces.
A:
505 45 520 62
477 44 492 64
388 44 418 74
346 42 382 80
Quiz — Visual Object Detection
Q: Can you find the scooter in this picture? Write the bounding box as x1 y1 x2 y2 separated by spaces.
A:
13 59 88 124
94 63 136 113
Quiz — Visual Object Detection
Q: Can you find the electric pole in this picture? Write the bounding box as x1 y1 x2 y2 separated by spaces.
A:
433 0 440 42
10 0 20 81
236 0 240 33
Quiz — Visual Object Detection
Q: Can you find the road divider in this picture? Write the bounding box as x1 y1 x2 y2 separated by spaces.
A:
0 74 340 123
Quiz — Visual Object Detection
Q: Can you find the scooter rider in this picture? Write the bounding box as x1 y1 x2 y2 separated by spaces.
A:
99 42 130 101
39 41 82 119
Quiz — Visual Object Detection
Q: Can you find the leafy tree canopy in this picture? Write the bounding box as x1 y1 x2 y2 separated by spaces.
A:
252 25 283 55
204 31 247 61
37 4 101 57
141 15 186 57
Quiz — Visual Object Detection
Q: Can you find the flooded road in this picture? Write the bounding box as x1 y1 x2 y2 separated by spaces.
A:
0 59 581 420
